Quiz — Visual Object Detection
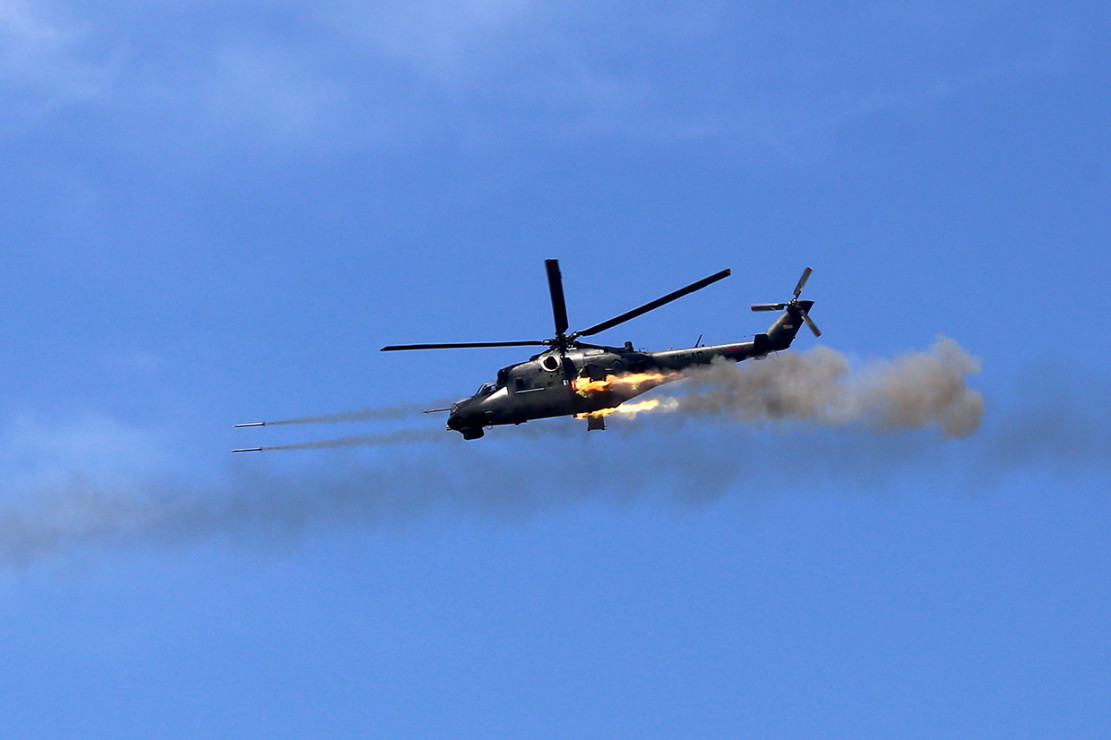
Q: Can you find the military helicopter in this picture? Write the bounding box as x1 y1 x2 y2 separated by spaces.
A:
382 260 820 440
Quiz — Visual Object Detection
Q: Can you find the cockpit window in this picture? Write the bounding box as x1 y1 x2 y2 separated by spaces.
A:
475 382 497 396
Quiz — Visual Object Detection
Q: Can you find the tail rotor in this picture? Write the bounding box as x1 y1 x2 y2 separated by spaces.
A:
751 267 821 337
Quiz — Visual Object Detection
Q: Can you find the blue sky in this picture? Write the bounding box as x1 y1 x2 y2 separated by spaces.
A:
2 1 1109 737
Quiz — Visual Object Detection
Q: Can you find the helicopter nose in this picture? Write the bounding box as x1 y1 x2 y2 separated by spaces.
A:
446 401 471 430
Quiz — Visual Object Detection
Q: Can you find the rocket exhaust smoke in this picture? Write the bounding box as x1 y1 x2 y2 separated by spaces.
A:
235 400 454 427
0 337 1022 569
234 428 447 453
653 337 984 438
232 400 456 452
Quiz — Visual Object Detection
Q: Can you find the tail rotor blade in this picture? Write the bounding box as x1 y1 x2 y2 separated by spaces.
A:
753 268 820 336
802 312 822 337
546 259 570 337
793 267 813 298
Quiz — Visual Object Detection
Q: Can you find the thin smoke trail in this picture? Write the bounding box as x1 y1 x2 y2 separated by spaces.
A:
257 428 449 451
237 401 454 427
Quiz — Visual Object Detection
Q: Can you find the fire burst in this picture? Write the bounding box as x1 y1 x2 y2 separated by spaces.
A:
571 371 676 394
576 398 680 420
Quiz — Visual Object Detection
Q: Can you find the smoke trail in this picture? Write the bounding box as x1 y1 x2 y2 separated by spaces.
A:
251 428 449 452
12 338 1109 572
663 337 984 438
240 401 454 426
0 439 755 567
2 383 1107 570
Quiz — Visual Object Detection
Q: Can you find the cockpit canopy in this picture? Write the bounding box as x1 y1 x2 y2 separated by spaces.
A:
475 382 498 397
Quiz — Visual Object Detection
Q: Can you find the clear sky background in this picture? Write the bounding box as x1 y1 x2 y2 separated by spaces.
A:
2 1 1109 737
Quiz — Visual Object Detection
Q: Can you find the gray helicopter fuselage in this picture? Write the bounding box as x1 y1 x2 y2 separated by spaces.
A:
445 342 740 433
446 300 812 436
378 260 819 440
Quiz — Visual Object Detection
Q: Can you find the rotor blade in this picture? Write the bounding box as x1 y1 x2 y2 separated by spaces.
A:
802 311 822 337
546 259 570 336
381 340 546 351
793 267 813 298
573 268 731 338
751 303 788 312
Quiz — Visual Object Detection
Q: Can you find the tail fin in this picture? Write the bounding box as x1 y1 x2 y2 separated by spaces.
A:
765 300 815 352
749 267 821 352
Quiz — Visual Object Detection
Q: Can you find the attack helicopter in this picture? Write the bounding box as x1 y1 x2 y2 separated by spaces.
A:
382 260 820 440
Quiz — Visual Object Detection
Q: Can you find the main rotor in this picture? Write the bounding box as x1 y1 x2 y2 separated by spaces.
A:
381 259 732 354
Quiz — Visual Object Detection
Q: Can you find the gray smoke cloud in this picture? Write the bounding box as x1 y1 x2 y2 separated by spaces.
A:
667 337 984 438
2 338 1104 571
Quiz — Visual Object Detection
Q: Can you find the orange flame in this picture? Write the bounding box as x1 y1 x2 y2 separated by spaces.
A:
572 371 675 394
575 398 680 419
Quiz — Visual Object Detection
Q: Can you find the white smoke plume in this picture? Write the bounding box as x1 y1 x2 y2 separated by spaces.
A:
669 337 984 438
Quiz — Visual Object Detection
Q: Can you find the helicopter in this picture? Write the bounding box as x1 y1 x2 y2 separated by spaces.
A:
381 260 820 440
